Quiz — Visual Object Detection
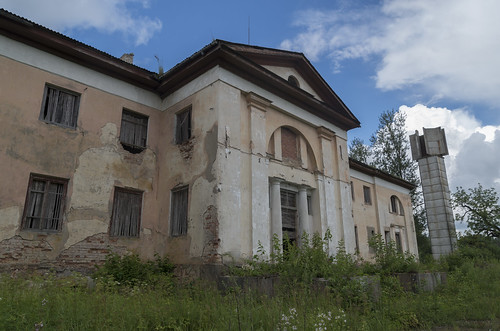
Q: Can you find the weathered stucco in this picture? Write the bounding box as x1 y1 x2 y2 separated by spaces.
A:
0 27 418 273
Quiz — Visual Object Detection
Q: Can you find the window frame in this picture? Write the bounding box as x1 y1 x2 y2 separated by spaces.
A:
175 106 192 144
170 185 189 237
119 109 149 154
109 187 143 238
39 84 80 129
21 173 68 232
363 185 372 205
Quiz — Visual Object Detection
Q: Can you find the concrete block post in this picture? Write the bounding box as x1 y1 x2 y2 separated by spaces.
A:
410 127 457 259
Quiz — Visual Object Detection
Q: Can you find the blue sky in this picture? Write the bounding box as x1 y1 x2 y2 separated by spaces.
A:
2 0 500 204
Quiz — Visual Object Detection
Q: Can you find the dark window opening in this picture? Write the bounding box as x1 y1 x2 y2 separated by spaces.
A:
120 109 148 154
176 107 192 144
367 226 376 253
395 232 402 252
40 85 80 128
287 75 300 87
307 195 312 215
363 186 372 205
350 181 355 200
171 186 188 236
354 225 359 254
110 188 142 237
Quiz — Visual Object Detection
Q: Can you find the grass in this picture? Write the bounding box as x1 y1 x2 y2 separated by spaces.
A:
1 235 499 330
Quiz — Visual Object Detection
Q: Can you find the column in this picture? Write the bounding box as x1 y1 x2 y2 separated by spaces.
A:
247 92 272 256
270 178 282 251
298 186 310 244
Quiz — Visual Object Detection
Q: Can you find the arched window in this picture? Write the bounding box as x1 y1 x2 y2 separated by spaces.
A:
288 75 300 87
390 195 404 215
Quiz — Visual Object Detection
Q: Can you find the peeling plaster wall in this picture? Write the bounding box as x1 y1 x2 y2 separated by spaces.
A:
0 54 161 270
350 169 418 260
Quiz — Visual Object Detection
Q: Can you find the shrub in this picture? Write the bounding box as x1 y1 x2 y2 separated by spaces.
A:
93 253 174 287
363 234 418 274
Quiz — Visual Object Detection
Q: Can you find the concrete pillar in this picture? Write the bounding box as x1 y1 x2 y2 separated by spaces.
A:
410 127 457 259
270 178 282 251
298 186 309 243
247 92 271 256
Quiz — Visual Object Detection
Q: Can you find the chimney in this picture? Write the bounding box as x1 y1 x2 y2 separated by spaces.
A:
120 53 134 64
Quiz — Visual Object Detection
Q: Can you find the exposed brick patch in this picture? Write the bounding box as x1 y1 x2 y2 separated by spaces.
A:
202 205 220 263
0 233 129 273
281 127 299 161
56 233 128 269
178 138 195 160
0 235 54 264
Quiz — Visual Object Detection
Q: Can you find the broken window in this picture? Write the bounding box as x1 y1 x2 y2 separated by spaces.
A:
175 107 192 144
363 186 372 205
22 174 68 231
110 187 142 237
120 109 148 153
39 84 80 128
281 189 297 246
170 186 188 236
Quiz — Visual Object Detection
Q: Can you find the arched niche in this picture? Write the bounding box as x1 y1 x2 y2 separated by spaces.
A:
267 126 317 171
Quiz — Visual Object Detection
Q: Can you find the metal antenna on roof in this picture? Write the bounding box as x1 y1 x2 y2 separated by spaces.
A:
154 55 164 75
248 16 250 45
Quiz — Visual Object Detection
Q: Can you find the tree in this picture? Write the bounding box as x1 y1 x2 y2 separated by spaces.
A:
369 109 419 186
453 184 500 239
353 109 430 259
348 137 371 163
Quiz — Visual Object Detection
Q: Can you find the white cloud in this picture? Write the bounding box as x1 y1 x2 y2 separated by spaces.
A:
401 104 500 193
0 0 162 45
281 0 500 106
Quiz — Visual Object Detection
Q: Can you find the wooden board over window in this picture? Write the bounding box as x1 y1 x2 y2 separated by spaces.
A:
120 109 148 153
175 107 192 144
39 84 80 128
110 187 142 237
281 189 297 243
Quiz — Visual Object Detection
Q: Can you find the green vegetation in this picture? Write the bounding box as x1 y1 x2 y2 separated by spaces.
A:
1 236 499 330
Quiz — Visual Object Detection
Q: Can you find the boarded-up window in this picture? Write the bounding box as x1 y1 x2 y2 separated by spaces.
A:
120 109 148 153
363 186 372 205
176 107 192 144
281 127 299 160
281 189 297 244
22 174 67 231
170 186 188 236
40 85 80 128
110 188 142 237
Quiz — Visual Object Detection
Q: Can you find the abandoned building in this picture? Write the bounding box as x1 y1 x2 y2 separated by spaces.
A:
0 9 418 273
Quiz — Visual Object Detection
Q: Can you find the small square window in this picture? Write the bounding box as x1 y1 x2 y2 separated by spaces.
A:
175 107 192 144
110 187 142 237
40 85 80 128
120 109 148 153
363 186 372 205
22 174 68 231
170 186 189 236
